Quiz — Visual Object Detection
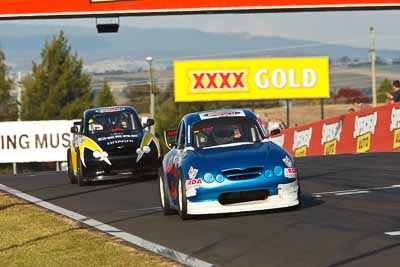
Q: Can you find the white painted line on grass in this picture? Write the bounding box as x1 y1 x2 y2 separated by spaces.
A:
312 184 400 197
385 231 400 236
0 183 214 267
335 190 370 196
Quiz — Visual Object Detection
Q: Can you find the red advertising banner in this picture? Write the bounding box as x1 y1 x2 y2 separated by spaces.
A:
1 0 400 19
270 102 400 157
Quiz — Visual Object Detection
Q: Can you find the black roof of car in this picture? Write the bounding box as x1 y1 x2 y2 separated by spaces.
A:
83 106 138 119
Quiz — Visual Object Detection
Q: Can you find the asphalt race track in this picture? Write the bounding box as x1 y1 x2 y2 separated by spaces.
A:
1 153 400 267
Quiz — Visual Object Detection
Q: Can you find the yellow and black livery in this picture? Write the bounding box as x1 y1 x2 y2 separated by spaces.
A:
67 106 161 186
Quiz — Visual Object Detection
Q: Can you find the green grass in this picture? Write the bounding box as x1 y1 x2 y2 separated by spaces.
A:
0 165 13 175
0 193 180 267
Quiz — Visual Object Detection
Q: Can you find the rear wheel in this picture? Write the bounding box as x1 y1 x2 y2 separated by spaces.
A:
158 167 175 215
77 152 89 186
177 172 191 220
67 149 77 184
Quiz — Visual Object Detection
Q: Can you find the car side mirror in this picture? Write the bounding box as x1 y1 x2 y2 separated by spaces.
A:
270 128 281 136
168 142 177 150
164 129 178 150
71 126 79 134
144 118 155 128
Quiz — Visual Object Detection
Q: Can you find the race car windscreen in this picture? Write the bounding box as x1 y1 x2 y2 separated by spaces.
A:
192 117 263 148
85 111 140 136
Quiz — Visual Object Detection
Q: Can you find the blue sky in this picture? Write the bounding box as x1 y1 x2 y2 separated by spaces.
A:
6 10 400 49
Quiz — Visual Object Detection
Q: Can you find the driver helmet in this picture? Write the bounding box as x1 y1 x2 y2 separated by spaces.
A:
212 125 235 145
88 118 95 131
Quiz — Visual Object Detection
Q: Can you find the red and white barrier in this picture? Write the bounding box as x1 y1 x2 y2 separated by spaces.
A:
270 102 400 157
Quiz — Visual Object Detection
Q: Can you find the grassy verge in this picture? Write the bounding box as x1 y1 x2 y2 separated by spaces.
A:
0 193 180 267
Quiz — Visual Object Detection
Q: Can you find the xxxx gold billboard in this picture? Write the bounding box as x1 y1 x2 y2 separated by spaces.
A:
174 57 330 102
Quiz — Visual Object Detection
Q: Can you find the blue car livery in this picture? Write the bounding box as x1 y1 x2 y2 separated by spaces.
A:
158 109 300 220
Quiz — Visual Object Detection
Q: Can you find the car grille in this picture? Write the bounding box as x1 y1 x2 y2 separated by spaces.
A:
107 147 135 157
219 190 270 205
222 167 263 180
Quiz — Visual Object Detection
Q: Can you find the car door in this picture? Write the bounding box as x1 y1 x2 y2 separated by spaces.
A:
174 120 186 172
164 121 185 202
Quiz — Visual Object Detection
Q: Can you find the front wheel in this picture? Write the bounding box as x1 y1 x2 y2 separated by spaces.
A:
177 172 191 220
158 168 175 215
290 182 302 210
296 184 302 209
77 152 88 186
67 149 77 184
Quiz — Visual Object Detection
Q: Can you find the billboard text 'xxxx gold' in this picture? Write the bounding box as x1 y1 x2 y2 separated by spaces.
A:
174 57 330 102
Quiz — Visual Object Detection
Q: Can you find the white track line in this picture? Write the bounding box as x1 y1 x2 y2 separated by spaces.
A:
0 184 214 267
385 231 400 236
312 184 400 197
335 190 370 196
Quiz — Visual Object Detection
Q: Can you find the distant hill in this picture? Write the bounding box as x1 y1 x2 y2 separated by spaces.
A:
1 23 400 72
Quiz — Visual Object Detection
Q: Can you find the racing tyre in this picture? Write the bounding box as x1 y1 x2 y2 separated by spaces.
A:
291 182 302 210
177 172 191 220
67 149 77 184
77 152 89 186
158 167 175 215
296 184 302 209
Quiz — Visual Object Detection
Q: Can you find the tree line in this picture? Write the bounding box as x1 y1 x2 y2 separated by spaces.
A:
0 31 116 122
0 30 280 142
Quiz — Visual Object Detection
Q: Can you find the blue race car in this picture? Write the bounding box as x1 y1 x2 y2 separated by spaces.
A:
159 109 301 220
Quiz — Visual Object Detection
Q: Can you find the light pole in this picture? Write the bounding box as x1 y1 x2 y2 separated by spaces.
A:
370 26 377 107
14 72 23 175
145 56 155 135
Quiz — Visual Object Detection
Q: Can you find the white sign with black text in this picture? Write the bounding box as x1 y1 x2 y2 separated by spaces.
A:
0 120 75 163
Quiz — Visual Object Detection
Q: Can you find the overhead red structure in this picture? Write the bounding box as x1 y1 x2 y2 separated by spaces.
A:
1 0 400 19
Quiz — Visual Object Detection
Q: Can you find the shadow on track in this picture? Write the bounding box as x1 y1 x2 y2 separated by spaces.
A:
0 175 156 212
25 182 71 194
40 175 156 202
194 194 324 221
325 242 400 267
102 209 162 225
299 168 355 181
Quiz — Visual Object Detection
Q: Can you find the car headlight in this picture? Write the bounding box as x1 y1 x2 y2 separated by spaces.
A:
264 169 273 178
93 150 102 159
215 174 225 183
274 166 283 176
203 173 215 183
143 145 151 154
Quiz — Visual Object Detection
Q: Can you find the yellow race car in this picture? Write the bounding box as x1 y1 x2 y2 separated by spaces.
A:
67 106 161 186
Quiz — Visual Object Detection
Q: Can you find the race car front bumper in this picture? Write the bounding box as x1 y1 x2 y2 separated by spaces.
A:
187 180 299 215
83 154 159 181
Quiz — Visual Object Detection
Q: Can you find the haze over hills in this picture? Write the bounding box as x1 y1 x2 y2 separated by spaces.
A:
1 23 400 73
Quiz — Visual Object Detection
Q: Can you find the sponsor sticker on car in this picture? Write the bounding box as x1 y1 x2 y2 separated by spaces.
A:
187 178 202 186
186 176 202 198
282 156 293 167
95 107 126 113
188 166 198 179
186 188 197 198
284 168 297 179
199 110 245 120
